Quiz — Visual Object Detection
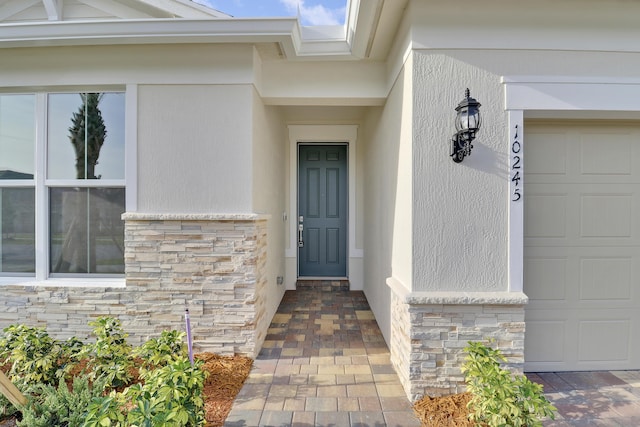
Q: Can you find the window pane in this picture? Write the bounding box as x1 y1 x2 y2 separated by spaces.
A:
50 188 125 274
1 188 35 273
0 95 35 180
48 93 125 180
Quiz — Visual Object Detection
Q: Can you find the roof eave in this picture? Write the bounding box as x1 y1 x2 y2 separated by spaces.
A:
0 17 363 59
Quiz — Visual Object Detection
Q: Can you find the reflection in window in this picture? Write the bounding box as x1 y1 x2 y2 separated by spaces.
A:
0 95 35 180
1 91 125 280
50 188 125 274
1 188 35 273
48 93 125 180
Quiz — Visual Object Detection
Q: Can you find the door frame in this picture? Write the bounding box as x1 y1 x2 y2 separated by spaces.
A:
285 125 362 288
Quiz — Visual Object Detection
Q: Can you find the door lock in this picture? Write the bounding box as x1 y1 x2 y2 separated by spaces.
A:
298 217 304 247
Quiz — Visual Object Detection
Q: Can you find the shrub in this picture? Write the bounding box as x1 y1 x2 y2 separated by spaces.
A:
1 324 63 385
77 317 135 390
133 330 187 370
0 321 206 426
17 375 107 427
83 356 206 427
83 393 127 427
462 341 556 427
125 356 206 426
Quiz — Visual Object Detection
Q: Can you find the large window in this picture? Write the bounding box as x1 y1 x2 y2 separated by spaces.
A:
0 92 126 279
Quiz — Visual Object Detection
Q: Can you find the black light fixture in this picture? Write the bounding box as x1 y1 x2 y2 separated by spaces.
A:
450 88 482 163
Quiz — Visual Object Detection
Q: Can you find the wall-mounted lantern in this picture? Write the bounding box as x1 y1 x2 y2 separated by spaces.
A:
450 88 482 163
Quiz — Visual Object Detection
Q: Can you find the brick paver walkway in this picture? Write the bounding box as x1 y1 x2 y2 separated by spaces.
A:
224 283 640 426
528 371 640 426
224 284 422 427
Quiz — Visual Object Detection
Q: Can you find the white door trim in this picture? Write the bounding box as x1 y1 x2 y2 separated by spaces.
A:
285 125 362 288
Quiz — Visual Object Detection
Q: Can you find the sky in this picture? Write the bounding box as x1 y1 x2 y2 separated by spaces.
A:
193 0 348 26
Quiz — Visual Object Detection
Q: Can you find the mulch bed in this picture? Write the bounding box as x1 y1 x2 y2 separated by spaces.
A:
197 353 253 427
413 392 474 426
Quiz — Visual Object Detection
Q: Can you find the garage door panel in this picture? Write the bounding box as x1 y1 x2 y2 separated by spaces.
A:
525 193 568 238
525 320 567 364
526 131 569 176
580 257 632 301
580 132 632 176
524 122 640 372
581 194 633 238
527 125 640 184
579 319 630 363
524 257 567 300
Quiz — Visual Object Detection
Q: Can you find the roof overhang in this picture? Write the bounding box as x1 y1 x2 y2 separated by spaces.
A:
0 0 396 60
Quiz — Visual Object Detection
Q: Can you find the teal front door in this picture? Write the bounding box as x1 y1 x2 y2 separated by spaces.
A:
298 144 347 277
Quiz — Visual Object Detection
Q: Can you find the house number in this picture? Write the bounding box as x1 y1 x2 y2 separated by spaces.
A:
511 124 522 202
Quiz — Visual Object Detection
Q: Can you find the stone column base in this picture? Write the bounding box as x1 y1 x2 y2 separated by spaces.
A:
387 278 528 401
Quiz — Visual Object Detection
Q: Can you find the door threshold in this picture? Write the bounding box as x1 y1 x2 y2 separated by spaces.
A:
296 279 350 291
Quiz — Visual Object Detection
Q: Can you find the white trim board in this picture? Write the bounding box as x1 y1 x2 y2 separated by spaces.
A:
286 125 363 287
502 76 640 293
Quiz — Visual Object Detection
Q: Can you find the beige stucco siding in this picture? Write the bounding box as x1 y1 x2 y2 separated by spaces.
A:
251 86 287 346
411 52 507 292
362 57 413 343
0 44 255 88
137 84 254 213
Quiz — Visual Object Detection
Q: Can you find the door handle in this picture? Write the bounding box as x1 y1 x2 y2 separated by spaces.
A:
298 223 304 247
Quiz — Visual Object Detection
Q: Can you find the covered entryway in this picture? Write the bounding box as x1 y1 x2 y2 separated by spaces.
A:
524 121 640 371
297 144 348 278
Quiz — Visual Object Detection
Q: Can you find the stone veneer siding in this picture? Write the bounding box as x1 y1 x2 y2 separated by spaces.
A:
0 213 269 358
387 278 528 401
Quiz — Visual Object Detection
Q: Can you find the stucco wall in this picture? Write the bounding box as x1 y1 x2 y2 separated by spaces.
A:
0 44 255 88
251 85 287 346
137 84 254 213
412 52 507 292
409 47 640 294
362 57 413 343
406 0 640 294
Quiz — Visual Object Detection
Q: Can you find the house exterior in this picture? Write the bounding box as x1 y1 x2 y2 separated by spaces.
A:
1 0 640 400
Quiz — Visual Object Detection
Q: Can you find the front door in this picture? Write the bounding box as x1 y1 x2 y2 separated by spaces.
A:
298 144 347 277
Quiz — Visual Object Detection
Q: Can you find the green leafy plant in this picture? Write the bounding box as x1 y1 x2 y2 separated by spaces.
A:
1 324 63 385
79 317 135 390
83 393 127 427
133 330 187 370
462 341 557 427
125 356 206 426
83 356 206 427
17 375 107 427
1 321 207 426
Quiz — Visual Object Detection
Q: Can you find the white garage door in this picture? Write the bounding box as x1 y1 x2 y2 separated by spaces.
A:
524 121 640 372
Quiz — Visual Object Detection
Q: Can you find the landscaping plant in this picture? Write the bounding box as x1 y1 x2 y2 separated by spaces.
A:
133 330 187 370
75 317 135 390
17 375 107 427
0 324 63 385
462 341 557 427
0 319 208 426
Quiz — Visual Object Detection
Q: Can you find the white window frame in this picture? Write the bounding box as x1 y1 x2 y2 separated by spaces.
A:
0 85 136 288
